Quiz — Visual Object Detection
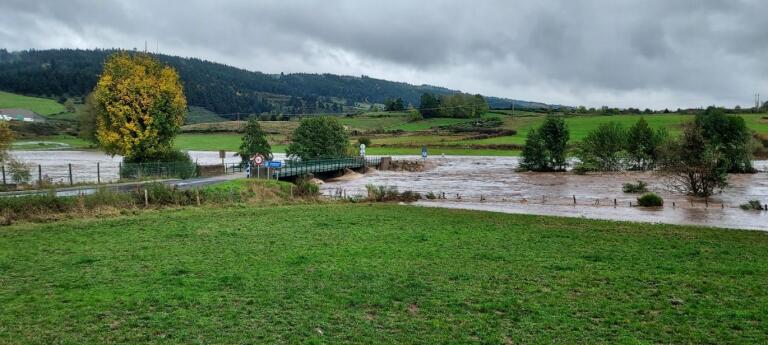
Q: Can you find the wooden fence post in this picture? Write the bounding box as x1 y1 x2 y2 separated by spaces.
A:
573 195 576 205
195 188 201 206
68 163 73 185
144 189 149 207
38 164 42 187
1 165 5 185
97 162 100 184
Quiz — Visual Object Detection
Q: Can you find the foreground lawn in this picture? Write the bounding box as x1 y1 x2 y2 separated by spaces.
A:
1 204 766 343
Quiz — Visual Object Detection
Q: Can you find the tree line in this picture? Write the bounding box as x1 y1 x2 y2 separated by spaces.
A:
418 93 489 118
0 49 527 116
519 107 755 197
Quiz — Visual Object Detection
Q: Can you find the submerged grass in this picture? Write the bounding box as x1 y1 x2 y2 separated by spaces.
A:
0 204 767 343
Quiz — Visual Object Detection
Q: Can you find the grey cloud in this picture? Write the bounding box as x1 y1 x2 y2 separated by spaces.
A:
0 0 766 108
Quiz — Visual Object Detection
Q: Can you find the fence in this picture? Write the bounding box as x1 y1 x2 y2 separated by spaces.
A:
320 187 768 211
1 161 202 189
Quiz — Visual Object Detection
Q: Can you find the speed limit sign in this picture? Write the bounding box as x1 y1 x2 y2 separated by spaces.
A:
251 154 264 166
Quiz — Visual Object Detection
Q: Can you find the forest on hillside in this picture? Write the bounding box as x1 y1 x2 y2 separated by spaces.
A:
0 49 545 115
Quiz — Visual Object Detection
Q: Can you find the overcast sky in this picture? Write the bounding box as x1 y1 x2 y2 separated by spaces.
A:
1 0 766 109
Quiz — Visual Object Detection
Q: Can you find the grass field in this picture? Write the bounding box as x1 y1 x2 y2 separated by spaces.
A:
0 91 65 116
1 204 766 343
11 111 768 157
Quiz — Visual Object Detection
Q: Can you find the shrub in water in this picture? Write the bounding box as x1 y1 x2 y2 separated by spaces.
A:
622 180 648 193
739 200 765 211
637 193 663 207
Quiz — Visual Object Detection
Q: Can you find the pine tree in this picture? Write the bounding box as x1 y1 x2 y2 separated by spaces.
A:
238 117 272 162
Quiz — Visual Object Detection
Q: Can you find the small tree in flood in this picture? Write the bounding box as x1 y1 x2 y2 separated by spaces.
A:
576 122 627 171
519 115 569 171
625 117 666 170
657 122 728 197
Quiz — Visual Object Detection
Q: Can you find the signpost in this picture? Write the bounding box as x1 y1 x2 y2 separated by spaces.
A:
267 161 282 180
359 143 366 158
219 150 226 166
421 145 428 160
251 154 264 179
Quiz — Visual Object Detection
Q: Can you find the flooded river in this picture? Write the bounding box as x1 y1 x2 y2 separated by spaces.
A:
321 156 768 231
7 151 768 230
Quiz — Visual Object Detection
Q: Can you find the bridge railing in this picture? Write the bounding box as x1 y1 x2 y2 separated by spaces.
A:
275 156 381 178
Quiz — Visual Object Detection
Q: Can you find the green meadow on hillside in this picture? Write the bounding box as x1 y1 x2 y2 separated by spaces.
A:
0 91 65 116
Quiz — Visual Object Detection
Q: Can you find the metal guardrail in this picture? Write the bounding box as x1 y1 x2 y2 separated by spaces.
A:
222 157 382 179
274 157 381 179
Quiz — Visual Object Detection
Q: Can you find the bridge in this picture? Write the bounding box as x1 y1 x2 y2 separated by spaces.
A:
225 157 386 180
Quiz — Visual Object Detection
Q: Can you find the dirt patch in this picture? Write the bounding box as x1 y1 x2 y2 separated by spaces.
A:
308 178 325 185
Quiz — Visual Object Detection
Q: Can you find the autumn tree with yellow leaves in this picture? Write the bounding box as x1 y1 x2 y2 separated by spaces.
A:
92 52 187 162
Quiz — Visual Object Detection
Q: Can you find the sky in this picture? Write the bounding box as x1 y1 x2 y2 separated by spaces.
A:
1 0 766 109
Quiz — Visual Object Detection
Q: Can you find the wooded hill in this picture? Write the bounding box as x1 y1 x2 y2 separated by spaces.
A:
0 49 549 116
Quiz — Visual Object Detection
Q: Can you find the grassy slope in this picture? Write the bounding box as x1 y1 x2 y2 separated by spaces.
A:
0 204 766 343
0 91 65 116
185 106 228 124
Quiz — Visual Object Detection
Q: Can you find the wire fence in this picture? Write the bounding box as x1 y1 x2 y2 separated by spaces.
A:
321 187 768 211
0 161 210 188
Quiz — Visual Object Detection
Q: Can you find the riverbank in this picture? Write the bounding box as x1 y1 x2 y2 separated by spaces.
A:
1 203 767 343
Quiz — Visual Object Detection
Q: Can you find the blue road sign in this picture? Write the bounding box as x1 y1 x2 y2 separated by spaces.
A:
267 161 282 169
421 146 428 158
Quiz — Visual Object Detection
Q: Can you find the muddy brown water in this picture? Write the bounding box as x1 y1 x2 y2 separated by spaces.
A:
7 151 251 184
321 156 768 231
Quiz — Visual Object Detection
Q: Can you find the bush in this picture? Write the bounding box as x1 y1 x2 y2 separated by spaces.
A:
622 181 648 194
8 159 31 184
739 200 765 211
365 184 421 202
357 137 372 147
637 193 663 207
294 178 320 197
425 192 437 200
121 150 197 180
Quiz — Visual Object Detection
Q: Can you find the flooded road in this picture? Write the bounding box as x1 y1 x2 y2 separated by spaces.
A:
321 156 768 231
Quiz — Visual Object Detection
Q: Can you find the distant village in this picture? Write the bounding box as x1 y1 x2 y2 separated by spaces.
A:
0 109 40 122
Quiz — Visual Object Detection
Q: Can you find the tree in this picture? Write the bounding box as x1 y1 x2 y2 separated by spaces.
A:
286 116 349 160
419 93 440 118
238 117 272 162
576 122 627 171
385 98 405 111
657 122 728 197
519 129 548 171
92 52 187 162
519 115 569 171
78 93 98 143
538 115 569 170
625 117 665 170
695 107 753 173
0 121 13 164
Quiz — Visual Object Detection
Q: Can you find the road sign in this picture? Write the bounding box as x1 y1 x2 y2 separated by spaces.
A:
359 143 366 157
421 145 428 159
219 150 226 159
267 161 282 169
251 154 264 166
